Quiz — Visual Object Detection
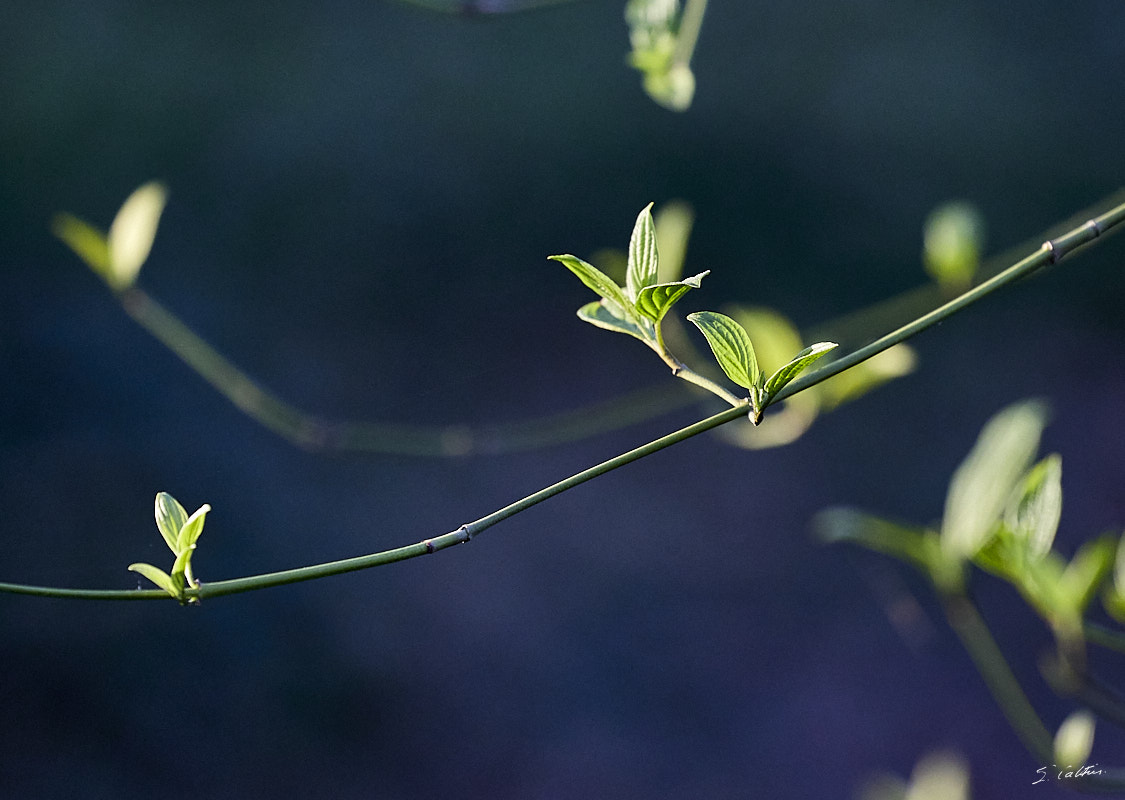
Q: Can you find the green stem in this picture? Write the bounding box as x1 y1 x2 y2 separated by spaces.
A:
768 199 1125 409
672 0 708 68
1084 621 1125 655
944 594 1125 791
0 403 748 601
942 591 1054 762
5 195 1124 602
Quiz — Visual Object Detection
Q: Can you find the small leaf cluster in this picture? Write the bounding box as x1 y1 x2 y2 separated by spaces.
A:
552 203 837 424
550 203 709 360
712 306 915 449
624 0 695 111
53 181 167 291
129 492 210 604
818 400 1120 643
686 311 837 424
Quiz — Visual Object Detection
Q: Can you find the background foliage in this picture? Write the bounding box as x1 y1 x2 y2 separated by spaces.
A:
2 1 1124 797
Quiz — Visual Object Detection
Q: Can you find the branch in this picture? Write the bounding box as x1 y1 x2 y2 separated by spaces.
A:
5 194 1123 602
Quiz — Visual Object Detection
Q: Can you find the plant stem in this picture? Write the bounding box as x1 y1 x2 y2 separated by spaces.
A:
944 592 1125 792
942 592 1054 762
672 0 708 68
1084 621 1125 655
4 195 1124 602
768 198 1125 409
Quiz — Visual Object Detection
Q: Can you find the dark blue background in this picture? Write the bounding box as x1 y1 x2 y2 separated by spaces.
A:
2 2 1125 797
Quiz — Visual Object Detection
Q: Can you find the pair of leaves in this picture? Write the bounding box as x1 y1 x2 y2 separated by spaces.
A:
686 310 837 423
129 492 210 603
551 203 709 347
53 181 168 291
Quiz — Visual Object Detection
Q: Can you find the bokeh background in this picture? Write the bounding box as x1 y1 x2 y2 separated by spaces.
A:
2 1 1125 797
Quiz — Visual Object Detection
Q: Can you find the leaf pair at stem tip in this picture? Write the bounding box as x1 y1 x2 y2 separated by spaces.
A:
129 492 209 604
687 311 837 423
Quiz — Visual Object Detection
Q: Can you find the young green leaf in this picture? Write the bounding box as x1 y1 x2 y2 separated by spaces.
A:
763 342 839 399
626 203 659 302
686 311 760 390
155 492 189 554
576 301 650 343
1004 454 1062 559
170 545 196 587
549 254 631 319
177 503 211 552
635 271 709 323
941 400 1048 559
128 562 181 599
51 213 111 279
107 181 167 290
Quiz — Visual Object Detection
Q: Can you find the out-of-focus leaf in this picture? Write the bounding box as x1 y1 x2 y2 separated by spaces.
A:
642 63 695 112
1004 455 1063 559
686 311 759 390
1060 535 1117 615
815 508 936 574
817 344 917 410
1054 710 1096 769
51 213 111 279
107 181 167 290
635 271 708 323
923 202 984 292
654 201 694 284
626 203 659 302
942 401 1049 559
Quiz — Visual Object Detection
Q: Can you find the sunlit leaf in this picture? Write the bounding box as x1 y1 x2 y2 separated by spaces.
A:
942 401 1049 559
107 181 167 290
576 301 650 343
128 562 180 599
550 254 631 319
51 213 111 280
1054 710 1096 769
723 307 802 376
635 271 708 323
763 342 838 399
626 203 659 302
155 492 189 555
178 503 211 552
686 311 760 390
